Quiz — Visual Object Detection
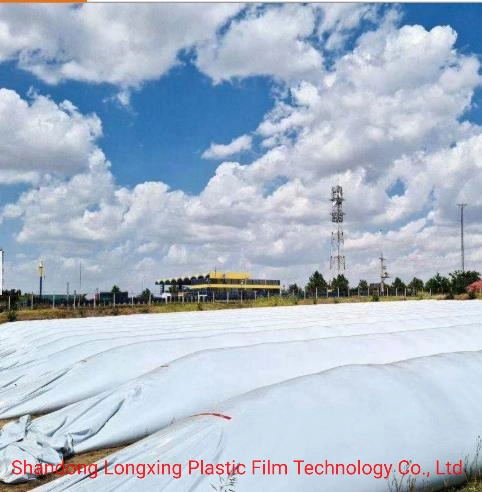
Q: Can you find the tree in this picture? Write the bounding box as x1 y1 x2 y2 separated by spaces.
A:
448 270 480 294
168 284 179 294
288 283 301 296
391 277 406 291
425 273 450 294
111 285 121 294
1 289 22 310
408 277 424 293
305 271 327 296
358 280 368 291
331 274 349 292
2 288 22 298
140 288 152 303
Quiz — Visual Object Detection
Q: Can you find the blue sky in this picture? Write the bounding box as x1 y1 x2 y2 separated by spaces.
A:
0 4 481 293
2 4 480 196
0 61 271 194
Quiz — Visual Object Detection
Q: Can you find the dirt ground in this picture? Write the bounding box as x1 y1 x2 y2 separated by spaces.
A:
0 446 123 492
0 416 123 491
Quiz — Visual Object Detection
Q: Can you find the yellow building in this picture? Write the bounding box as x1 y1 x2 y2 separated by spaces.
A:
156 271 280 300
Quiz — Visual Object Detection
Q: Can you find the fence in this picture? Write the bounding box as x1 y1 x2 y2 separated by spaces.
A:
0 286 437 313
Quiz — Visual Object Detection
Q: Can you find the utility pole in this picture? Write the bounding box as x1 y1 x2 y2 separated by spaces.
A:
457 204 467 272
379 253 390 295
0 249 4 294
379 230 389 295
38 261 45 297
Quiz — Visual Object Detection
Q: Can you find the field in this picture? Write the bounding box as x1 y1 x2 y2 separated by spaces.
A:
1 292 479 326
0 299 481 491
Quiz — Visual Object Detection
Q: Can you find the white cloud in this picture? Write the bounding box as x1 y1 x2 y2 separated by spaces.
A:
254 23 480 185
2 9 482 292
0 88 102 184
196 5 323 84
195 4 384 84
202 135 252 160
317 4 381 51
0 4 241 88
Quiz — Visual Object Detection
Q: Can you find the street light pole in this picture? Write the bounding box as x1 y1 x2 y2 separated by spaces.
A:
38 261 45 298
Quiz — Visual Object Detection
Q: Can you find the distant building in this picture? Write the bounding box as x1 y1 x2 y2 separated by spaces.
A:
156 271 281 301
467 280 482 293
96 291 129 304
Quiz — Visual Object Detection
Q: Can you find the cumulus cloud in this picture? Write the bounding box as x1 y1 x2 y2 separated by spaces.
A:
315 4 385 52
195 4 385 84
202 135 252 160
0 4 241 88
2 7 482 292
0 88 102 184
0 4 383 90
254 24 480 183
196 5 323 84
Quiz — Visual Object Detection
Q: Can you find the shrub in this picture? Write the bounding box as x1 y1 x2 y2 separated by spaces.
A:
6 310 17 322
468 290 476 300
197 303 203 311
445 292 454 300
371 294 380 302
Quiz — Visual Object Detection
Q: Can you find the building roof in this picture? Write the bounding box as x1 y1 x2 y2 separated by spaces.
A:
209 271 250 280
467 280 482 292
156 272 251 284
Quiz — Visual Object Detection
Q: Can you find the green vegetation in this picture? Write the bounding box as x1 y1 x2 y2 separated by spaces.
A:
358 279 368 290
305 270 327 296
0 268 480 326
330 274 349 293
287 283 301 296
458 480 482 492
425 272 451 294
449 270 480 294
1 290 479 326
139 288 152 304
391 277 406 291
408 277 424 293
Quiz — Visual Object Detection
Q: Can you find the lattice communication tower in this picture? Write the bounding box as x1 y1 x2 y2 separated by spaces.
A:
330 185 345 272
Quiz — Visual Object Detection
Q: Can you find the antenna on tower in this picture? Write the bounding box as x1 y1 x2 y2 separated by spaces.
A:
457 203 467 272
330 185 345 272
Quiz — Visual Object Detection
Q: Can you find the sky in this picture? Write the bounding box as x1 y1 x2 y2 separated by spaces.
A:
0 3 481 295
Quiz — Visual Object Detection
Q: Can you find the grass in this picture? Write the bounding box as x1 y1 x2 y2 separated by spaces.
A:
458 481 482 491
3 294 477 326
